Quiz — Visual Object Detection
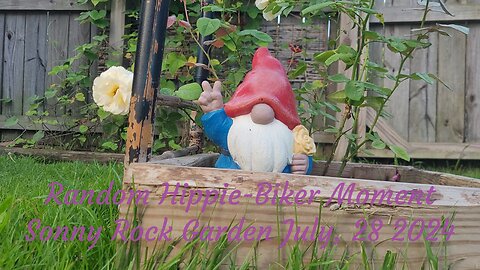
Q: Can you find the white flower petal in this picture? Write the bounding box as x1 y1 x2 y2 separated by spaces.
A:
255 0 269 10
263 10 281 21
92 66 133 115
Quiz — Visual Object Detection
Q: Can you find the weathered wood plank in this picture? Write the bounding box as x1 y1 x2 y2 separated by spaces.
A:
408 31 437 142
312 160 480 187
0 13 5 114
0 0 92 11
436 29 466 143
123 163 480 268
23 13 48 113
371 5 480 23
465 23 480 143
46 13 70 116
2 13 26 116
383 24 411 140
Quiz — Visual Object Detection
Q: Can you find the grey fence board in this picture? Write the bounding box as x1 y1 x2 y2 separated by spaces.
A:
3 13 26 116
466 23 480 143
24 13 48 113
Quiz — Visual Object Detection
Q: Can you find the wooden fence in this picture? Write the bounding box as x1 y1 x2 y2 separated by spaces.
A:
359 0 480 159
0 0 97 140
0 0 479 160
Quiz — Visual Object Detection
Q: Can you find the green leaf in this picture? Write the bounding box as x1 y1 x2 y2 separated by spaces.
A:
374 13 385 25
89 10 106 20
238 30 272 43
301 2 334 15
97 107 110 121
360 82 391 96
411 72 434 84
324 53 341 66
246 5 260 19
288 62 307 79
196 17 222 36
32 131 44 142
79 125 88 134
386 39 408 53
363 30 382 41
175 83 202 101
327 90 346 103
345 81 364 101
165 52 187 75
404 39 431 49
328 74 350 83
314 50 335 63
78 135 87 144
371 140 386 150
364 96 385 112
389 145 410 161
48 64 69 75
366 61 388 73
75 92 86 102
4 116 19 127
91 0 108 6
102 141 118 151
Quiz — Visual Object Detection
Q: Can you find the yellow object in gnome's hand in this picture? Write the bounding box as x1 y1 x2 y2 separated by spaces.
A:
292 125 316 156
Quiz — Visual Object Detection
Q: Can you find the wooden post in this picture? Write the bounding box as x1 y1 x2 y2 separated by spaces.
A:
109 0 126 63
125 0 171 164
333 13 358 161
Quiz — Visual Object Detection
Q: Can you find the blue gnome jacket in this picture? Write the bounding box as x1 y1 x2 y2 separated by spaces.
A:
201 108 313 174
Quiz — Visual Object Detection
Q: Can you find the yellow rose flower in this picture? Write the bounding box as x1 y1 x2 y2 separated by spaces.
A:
292 125 316 155
92 66 133 115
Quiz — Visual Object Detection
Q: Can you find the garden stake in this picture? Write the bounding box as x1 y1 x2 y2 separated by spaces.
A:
126 0 171 164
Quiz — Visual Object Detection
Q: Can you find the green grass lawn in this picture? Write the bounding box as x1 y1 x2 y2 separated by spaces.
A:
0 155 477 269
0 155 123 269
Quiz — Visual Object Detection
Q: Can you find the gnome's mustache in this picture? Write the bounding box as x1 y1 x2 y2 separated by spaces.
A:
227 114 293 173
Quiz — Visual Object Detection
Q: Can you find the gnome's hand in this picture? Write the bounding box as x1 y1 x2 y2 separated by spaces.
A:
198 81 224 113
291 154 309 174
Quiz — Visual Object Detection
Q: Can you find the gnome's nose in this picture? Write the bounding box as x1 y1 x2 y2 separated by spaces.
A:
251 103 275 125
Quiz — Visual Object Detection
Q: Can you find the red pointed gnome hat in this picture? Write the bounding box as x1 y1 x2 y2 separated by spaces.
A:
224 47 300 130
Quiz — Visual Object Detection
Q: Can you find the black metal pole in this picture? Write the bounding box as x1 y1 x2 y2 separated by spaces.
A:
125 0 171 164
130 0 156 107
150 0 171 89
195 0 214 83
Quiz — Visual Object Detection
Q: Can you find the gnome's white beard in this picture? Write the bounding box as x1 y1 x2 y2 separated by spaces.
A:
227 114 293 173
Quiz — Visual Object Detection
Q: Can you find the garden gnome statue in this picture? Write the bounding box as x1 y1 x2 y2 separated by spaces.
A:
198 47 316 174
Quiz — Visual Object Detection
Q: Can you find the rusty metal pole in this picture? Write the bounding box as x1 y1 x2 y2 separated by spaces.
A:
125 0 171 164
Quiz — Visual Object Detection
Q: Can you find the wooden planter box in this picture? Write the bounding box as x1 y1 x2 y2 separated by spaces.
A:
121 154 480 269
